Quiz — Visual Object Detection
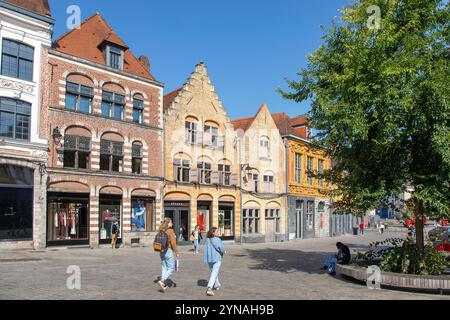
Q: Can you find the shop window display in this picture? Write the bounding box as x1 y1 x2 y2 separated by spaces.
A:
131 198 155 232
99 199 121 240
48 200 88 241
218 206 234 237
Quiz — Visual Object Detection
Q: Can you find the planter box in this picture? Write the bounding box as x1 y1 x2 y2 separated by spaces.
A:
336 264 450 293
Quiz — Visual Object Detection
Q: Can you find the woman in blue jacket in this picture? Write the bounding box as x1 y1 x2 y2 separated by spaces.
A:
204 227 225 296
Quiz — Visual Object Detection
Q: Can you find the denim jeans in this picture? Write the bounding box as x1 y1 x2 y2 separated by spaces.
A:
325 254 337 273
193 239 199 253
207 261 222 289
160 248 175 281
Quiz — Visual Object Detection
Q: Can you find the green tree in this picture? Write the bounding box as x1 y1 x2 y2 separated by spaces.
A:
280 0 449 259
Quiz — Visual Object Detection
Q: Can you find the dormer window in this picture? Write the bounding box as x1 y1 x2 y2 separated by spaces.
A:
107 45 123 70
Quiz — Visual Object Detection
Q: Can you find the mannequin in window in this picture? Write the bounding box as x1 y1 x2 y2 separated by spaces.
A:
132 201 146 232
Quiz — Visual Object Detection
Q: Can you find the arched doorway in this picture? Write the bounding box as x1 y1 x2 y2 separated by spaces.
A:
0 164 33 241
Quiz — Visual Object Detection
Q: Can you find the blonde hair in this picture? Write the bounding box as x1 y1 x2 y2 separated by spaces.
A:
159 217 172 233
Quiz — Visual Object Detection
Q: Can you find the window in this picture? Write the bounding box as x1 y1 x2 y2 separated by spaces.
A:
197 161 212 184
307 156 314 185
306 201 314 231
318 159 324 187
1 39 34 81
65 82 93 113
204 125 219 147
100 140 124 172
218 164 231 186
263 175 274 193
63 135 91 169
248 173 259 193
132 143 143 174
260 136 270 158
102 91 125 120
265 209 281 233
185 121 198 144
108 46 123 70
132 98 144 124
295 153 302 184
243 209 260 235
0 97 30 140
174 159 190 182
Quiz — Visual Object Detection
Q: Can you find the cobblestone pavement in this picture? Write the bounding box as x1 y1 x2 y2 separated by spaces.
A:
0 230 448 300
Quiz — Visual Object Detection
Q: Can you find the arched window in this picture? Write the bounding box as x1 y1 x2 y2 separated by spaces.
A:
101 84 126 121
260 136 270 158
100 133 124 172
1 39 34 81
0 97 31 141
132 94 144 124
64 127 91 169
65 75 94 113
185 116 199 145
246 169 259 193
197 156 212 184
204 121 222 148
173 153 191 182
263 172 275 193
132 141 143 174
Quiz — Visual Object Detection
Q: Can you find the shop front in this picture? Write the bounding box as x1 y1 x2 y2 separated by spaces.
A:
218 201 235 240
164 200 190 244
47 192 89 246
99 194 122 245
197 200 212 236
0 164 33 242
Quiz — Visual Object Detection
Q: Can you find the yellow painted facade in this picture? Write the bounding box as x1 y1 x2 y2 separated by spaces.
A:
286 137 332 238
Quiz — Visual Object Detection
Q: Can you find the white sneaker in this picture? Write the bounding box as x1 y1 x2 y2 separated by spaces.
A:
158 280 167 292
206 288 215 296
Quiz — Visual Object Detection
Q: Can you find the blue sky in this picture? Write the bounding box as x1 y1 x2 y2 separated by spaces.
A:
48 0 344 120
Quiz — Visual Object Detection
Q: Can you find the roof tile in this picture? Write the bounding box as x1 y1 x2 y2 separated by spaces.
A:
53 13 154 80
2 0 51 16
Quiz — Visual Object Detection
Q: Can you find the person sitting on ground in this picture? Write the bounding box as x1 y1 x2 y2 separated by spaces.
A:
321 242 351 275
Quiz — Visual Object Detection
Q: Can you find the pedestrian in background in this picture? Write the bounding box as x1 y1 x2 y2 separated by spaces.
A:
379 223 385 235
204 227 225 296
359 222 364 235
191 225 202 254
111 221 119 249
157 217 180 293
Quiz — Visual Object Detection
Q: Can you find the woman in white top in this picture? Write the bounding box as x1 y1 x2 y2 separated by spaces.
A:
192 225 202 254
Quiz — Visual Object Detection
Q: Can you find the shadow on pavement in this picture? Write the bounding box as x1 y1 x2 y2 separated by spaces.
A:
197 279 209 288
245 248 332 274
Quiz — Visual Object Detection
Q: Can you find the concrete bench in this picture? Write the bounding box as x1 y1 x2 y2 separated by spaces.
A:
336 264 450 294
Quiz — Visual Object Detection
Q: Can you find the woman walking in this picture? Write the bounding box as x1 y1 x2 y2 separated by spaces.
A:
157 217 179 293
204 227 225 296
192 225 202 254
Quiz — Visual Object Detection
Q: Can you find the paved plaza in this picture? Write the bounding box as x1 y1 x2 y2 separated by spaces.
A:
0 230 448 300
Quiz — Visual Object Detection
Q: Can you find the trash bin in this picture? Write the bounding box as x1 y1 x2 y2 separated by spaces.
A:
353 227 358 235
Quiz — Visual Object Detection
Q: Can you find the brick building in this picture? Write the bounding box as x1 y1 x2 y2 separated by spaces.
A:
232 104 288 243
40 13 164 248
163 62 240 243
0 0 53 249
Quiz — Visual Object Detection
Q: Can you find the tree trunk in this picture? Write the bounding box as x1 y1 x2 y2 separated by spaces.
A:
414 200 425 260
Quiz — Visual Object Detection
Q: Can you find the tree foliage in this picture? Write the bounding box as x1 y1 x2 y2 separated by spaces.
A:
280 0 449 224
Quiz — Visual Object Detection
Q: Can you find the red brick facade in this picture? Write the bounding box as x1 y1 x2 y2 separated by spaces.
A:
39 46 164 248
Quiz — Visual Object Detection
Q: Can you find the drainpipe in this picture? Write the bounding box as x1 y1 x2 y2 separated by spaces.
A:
284 137 289 242
161 106 166 227
238 136 243 245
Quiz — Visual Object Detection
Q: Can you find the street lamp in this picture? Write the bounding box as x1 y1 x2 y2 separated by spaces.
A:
52 127 62 146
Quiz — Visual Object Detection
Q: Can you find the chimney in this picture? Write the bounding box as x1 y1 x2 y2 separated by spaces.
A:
139 55 150 72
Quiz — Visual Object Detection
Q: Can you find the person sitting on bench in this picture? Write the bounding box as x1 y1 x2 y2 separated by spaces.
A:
321 242 351 275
